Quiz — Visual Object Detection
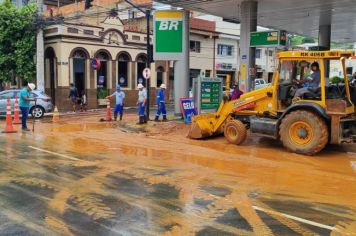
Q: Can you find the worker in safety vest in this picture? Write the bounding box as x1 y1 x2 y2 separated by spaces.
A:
154 84 167 122
137 84 147 124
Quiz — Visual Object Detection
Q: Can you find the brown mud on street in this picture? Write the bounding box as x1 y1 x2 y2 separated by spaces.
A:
0 113 355 235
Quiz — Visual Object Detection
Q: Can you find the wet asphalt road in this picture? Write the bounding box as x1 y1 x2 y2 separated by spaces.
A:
0 115 355 236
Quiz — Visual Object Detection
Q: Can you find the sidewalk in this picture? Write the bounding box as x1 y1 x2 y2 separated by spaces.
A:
50 103 181 120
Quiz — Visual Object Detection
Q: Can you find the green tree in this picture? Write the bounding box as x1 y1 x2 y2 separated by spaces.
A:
0 0 37 85
289 35 304 46
302 37 315 44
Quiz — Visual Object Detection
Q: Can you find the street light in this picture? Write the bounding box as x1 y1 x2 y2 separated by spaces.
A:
124 0 152 120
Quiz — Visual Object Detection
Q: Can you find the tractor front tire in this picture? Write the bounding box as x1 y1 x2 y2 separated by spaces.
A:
279 110 328 155
224 120 247 145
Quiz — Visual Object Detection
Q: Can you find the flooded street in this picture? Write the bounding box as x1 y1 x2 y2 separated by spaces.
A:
0 113 355 236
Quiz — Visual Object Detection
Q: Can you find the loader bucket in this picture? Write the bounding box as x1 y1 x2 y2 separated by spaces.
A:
187 113 217 139
188 122 206 139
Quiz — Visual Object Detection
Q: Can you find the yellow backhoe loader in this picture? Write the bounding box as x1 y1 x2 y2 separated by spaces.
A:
188 50 356 155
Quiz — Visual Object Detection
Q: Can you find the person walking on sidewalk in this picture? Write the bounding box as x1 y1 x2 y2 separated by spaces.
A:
137 84 147 124
68 83 78 112
155 84 167 122
19 83 36 131
106 85 125 121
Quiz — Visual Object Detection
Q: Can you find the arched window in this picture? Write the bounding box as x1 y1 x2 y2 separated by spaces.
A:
97 52 109 61
72 49 87 98
72 50 87 59
117 52 131 88
136 54 147 87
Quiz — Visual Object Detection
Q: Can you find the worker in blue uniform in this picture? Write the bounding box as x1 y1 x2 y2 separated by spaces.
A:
106 84 125 121
137 83 147 124
155 84 167 122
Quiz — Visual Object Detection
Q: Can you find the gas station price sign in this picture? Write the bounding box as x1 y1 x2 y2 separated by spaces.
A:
192 77 223 114
200 78 222 111
250 30 287 47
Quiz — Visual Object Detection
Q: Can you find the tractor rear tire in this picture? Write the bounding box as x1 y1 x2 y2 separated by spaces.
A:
279 110 328 155
224 120 247 145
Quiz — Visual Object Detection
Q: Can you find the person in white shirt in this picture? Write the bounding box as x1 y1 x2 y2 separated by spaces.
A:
106 85 125 121
137 84 147 124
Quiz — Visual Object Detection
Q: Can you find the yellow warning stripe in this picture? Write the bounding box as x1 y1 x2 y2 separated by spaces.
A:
155 11 183 19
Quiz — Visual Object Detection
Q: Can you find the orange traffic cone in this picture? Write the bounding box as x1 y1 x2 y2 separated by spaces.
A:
105 99 112 121
52 106 60 123
13 96 21 124
2 98 17 133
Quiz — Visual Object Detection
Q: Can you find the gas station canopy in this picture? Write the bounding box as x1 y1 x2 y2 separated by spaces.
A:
156 0 356 43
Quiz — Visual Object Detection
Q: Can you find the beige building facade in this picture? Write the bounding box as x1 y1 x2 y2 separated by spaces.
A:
42 0 238 111
44 16 169 110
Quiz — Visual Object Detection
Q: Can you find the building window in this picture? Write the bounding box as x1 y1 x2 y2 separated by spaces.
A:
44 28 58 34
118 53 130 88
83 30 94 35
205 70 211 77
136 55 147 87
144 37 152 42
132 35 140 41
255 49 261 59
72 50 86 59
190 40 201 53
269 50 273 57
96 52 109 90
128 9 135 19
67 27 79 34
217 44 233 56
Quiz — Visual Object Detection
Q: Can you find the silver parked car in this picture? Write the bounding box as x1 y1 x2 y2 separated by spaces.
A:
0 89 53 118
255 79 271 90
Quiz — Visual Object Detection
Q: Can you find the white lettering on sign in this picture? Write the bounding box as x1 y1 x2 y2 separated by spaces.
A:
183 102 194 110
159 20 179 30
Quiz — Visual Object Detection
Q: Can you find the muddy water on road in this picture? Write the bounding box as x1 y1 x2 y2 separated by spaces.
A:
0 115 355 235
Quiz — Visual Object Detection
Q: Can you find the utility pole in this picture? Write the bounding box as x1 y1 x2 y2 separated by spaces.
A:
36 0 45 92
145 9 151 120
124 0 151 119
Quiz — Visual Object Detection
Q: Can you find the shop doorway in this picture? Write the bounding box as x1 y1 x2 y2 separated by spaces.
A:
96 52 109 90
117 52 131 88
73 58 85 99
45 47 56 105
156 66 164 87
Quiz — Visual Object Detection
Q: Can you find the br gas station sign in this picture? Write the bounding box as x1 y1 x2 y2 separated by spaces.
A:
153 11 186 60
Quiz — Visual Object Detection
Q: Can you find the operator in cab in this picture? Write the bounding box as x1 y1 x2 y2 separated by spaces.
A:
293 61 320 101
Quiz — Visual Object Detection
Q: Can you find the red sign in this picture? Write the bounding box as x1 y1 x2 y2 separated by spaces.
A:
91 59 101 70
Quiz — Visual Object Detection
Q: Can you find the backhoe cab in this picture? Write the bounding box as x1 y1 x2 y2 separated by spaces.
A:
188 50 356 155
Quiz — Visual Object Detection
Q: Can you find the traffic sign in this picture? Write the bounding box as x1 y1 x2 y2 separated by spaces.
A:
142 68 151 80
91 59 101 70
